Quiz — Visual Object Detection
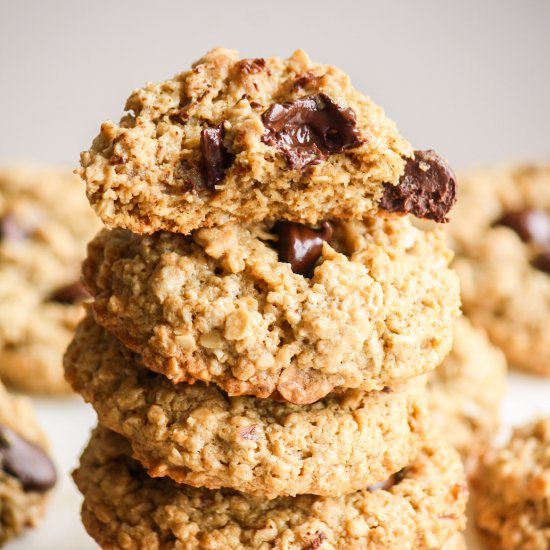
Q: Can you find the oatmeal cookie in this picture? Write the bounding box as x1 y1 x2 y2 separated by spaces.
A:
427 317 507 460
449 162 550 375
471 417 550 549
79 48 456 235
73 426 467 550
0 166 101 393
82 216 459 404
65 313 428 498
0 380 56 544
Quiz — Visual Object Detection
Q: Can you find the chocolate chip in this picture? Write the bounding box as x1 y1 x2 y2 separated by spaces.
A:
302 531 327 550
0 214 28 242
380 150 457 223
49 281 90 304
200 125 234 189
532 250 550 274
0 424 56 492
273 221 333 277
262 94 364 170
367 468 406 491
496 208 550 245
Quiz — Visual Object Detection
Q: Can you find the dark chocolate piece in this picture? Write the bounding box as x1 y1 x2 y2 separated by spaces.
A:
496 208 550 245
262 94 364 170
0 424 57 492
532 250 550 274
200 125 234 189
49 281 90 304
274 221 333 277
0 214 28 242
380 150 457 223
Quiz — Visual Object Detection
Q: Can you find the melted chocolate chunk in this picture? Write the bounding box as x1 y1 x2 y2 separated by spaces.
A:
496 208 550 245
367 468 406 491
0 424 57 492
262 94 364 170
274 221 333 277
0 214 28 242
380 150 457 223
200 125 234 189
49 281 90 304
532 250 550 274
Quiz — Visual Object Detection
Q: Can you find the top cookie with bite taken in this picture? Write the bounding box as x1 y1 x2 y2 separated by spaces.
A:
79 48 456 235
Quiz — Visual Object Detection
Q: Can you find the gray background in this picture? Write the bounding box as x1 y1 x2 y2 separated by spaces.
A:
1 0 549 171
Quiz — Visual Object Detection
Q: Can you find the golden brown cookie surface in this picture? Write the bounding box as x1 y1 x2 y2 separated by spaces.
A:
74 426 467 550
65 314 429 498
82 217 459 403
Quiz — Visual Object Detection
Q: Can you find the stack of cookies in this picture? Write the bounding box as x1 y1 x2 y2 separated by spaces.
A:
65 48 468 549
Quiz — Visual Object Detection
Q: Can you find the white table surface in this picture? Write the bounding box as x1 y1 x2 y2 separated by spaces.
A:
5 370 550 549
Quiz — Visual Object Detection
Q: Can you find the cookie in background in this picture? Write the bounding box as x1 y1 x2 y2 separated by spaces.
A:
448 162 550 377
0 166 101 394
471 417 550 550
427 317 507 465
0 378 57 544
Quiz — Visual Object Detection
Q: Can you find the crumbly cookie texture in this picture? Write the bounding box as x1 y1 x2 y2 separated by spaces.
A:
78 47 418 235
82 216 459 404
74 426 467 550
427 317 507 461
0 166 101 393
472 417 550 550
0 381 56 545
65 314 428 498
448 162 550 376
